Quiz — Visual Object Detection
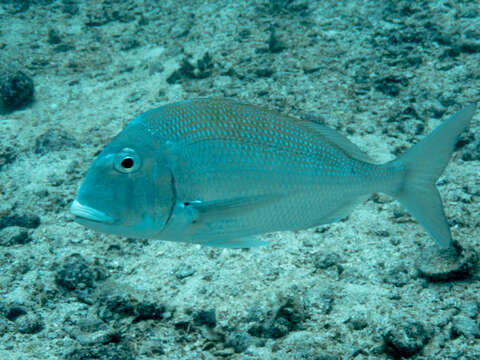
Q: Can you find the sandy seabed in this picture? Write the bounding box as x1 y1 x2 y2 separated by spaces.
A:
0 1 479 359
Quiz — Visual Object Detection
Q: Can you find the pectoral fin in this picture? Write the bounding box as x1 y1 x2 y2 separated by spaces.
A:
165 194 282 247
186 194 282 217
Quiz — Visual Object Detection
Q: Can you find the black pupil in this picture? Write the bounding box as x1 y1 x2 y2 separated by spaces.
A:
121 157 134 169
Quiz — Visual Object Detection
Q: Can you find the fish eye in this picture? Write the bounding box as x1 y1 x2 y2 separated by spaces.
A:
121 157 134 169
114 148 141 173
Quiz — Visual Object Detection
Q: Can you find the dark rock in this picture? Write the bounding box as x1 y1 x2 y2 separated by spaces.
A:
248 297 305 339
0 70 34 110
47 28 62 44
458 41 480 54
98 292 136 321
97 286 166 323
15 312 44 334
383 265 410 287
383 319 432 358
451 315 480 339
268 31 285 53
167 53 213 84
255 68 274 78
374 75 408 97
34 128 78 155
193 309 216 328
62 0 79 15
0 213 40 231
0 226 32 246
348 313 369 330
64 342 135 360
417 242 478 282
5 305 43 334
313 251 340 270
6 306 27 321
454 132 475 151
0 145 16 170
55 254 96 291
461 139 480 161
53 43 74 53
133 302 166 322
121 37 141 51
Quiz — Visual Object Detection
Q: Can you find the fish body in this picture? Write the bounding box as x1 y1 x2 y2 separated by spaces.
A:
70 99 476 248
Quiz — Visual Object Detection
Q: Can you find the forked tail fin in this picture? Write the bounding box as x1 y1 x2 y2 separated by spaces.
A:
386 104 476 247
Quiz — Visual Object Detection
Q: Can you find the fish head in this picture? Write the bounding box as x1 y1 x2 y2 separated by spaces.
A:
70 122 175 238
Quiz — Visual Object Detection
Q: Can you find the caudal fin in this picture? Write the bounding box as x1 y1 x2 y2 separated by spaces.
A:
387 104 476 247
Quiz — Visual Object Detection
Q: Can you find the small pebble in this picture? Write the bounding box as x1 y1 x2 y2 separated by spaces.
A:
451 315 480 339
175 264 195 279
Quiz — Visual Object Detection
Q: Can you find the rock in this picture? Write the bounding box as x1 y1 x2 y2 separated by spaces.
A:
193 309 216 328
383 264 410 287
133 301 166 322
97 285 166 323
0 144 16 170
47 28 62 44
6 306 27 321
0 213 40 231
268 31 285 53
313 251 340 270
55 254 96 291
255 68 274 78
139 337 165 356
62 0 79 15
374 75 408 97
460 301 478 319
417 242 478 282
304 285 334 315
0 70 34 110
225 331 256 353
34 128 78 155
166 53 213 84
383 319 432 358
5 306 43 334
0 226 32 246
174 264 196 279
248 297 305 339
348 312 369 331
15 312 44 334
451 315 480 339
64 342 135 360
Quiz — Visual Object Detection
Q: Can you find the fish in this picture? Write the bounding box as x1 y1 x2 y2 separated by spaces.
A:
70 98 476 248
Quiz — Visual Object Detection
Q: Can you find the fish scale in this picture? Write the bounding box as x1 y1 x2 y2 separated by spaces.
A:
71 99 476 248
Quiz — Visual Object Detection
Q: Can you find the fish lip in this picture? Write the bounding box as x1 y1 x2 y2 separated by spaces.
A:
70 200 115 224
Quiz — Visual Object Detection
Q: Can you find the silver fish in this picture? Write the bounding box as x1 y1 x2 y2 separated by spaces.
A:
70 99 476 248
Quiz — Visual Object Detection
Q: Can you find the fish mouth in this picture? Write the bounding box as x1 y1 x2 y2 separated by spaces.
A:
70 200 115 224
